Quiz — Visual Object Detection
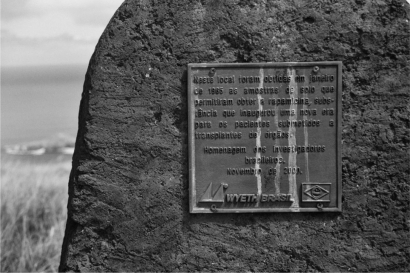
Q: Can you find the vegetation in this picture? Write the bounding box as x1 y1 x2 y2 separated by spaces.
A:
1 155 70 272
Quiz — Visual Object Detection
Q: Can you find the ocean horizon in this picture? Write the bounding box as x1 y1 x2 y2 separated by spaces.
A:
1 64 87 149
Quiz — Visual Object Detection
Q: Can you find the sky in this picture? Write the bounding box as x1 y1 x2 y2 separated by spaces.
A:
1 0 125 147
1 0 124 67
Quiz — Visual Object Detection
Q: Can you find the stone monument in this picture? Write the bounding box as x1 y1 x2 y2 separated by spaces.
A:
60 0 409 271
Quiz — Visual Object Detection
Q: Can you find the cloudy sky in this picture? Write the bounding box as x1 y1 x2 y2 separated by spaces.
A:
2 0 124 67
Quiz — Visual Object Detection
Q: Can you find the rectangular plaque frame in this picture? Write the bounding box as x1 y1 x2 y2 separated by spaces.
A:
188 62 342 213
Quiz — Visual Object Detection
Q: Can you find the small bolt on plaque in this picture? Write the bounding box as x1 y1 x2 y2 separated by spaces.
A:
209 68 216 76
210 204 218 212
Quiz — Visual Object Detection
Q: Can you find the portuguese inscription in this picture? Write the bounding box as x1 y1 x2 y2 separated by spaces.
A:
189 62 342 213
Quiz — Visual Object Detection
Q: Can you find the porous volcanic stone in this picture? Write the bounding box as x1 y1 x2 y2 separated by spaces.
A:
60 0 410 271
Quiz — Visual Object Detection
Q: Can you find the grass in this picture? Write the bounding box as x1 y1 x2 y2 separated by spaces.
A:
1 155 71 272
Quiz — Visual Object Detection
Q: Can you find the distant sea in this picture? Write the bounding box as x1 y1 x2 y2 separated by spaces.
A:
1 64 87 156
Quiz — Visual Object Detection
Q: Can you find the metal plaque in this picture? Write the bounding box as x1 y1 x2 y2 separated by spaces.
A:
188 62 342 213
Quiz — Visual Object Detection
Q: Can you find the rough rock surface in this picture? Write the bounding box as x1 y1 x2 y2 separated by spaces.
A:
60 0 409 271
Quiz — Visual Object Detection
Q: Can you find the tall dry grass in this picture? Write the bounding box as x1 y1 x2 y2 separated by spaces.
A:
1 155 71 272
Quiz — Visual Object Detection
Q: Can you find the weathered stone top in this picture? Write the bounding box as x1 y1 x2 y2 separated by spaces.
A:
60 0 409 271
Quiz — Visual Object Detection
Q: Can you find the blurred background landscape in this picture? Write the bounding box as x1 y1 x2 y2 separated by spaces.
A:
1 0 123 271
